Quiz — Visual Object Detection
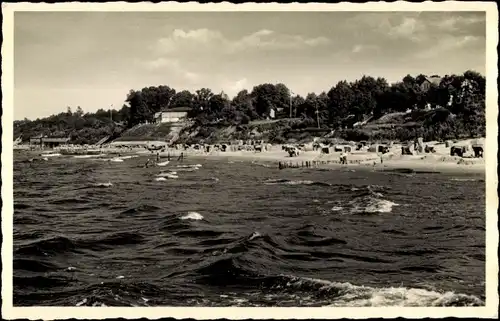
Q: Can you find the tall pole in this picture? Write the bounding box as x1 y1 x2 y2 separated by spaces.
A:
316 102 320 129
289 89 293 118
110 104 113 122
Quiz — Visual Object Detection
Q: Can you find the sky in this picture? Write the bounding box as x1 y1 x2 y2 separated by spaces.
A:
14 11 486 120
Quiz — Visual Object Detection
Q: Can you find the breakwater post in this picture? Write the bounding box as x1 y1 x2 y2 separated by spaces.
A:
278 159 363 169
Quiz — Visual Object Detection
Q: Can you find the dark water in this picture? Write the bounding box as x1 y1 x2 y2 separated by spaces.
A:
13 152 486 307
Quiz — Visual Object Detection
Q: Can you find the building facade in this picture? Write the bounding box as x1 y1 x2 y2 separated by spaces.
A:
420 76 442 92
154 107 191 123
29 136 70 148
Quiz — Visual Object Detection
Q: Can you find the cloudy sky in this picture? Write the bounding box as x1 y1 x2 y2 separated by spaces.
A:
14 11 486 120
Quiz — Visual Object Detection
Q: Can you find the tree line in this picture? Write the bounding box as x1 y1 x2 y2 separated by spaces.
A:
14 70 485 144
125 70 485 138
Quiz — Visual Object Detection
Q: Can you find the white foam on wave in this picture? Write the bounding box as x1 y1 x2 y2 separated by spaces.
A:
156 172 179 179
92 182 113 187
331 206 344 211
155 177 167 181
74 155 99 159
351 198 399 214
41 153 62 157
283 276 483 307
180 211 204 220
450 178 477 182
249 231 262 241
264 179 315 186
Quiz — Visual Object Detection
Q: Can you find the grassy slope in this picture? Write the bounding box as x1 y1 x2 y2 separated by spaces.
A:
114 122 184 143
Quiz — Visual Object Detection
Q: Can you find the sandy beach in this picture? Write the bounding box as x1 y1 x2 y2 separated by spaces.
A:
16 139 485 174
155 140 485 174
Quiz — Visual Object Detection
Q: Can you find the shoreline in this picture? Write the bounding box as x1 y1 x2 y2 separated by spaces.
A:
182 150 485 175
15 145 486 175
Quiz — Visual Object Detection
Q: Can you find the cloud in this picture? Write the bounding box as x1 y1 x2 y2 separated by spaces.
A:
156 28 225 53
154 28 331 55
433 15 485 32
351 44 379 54
414 35 482 59
140 57 201 83
387 17 426 41
226 78 249 96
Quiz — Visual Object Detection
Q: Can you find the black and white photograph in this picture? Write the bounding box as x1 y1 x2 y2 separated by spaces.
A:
2 1 498 319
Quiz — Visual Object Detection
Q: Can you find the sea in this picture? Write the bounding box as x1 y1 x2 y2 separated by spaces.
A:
12 151 486 307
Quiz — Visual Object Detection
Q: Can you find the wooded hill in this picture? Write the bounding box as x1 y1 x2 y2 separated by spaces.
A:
14 70 485 145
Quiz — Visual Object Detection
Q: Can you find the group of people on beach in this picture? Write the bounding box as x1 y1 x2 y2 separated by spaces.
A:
144 152 185 168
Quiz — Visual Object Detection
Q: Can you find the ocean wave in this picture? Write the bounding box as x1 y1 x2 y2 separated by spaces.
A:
180 212 204 220
264 178 331 187
346 185 399 214
91 182 113 188
14 258 61 272
156 173 178 179
176 164 202 169
14 232 146 257
14 236 79 257
120 204 161 215
271 275 484 307
450 178 480 182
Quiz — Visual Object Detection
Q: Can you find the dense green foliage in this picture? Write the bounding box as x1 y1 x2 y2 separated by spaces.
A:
14 106 130 145
15 70 485 144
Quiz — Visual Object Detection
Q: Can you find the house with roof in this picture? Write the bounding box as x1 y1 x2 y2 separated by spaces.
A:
154 107 192 124
29 135 70 148
419 75 442 92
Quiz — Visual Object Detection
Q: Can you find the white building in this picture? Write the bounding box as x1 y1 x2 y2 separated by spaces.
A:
154 107 191 123
269 108 276 119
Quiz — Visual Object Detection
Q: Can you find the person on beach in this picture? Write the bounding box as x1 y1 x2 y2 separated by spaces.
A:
145 158 152 168
157 152 160 162
340 152 347 165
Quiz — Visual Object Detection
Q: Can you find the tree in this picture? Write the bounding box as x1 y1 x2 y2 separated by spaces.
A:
327 80 355 126
170 90 195 108
251 83 291 118
75 106 84 117
232 89 257 120
127 90 150 126
193 88 214 114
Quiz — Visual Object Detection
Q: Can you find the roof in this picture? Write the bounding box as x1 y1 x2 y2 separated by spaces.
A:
42 137 70 142
424 76 442 86
161 107 192 113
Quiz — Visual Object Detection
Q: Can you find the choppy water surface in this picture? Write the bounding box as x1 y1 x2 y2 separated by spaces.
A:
13 153 486 307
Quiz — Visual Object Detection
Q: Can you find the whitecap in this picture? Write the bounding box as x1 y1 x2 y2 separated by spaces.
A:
41 153 62 157
155 177 167 181
156 173 178 179
92 182 113 187
74 155 97 159
116 275 124 279
76 298 87 306
351 198 399 214
279 275 483 307
249 231 262 241
180 212 204 220
331 206 344 211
